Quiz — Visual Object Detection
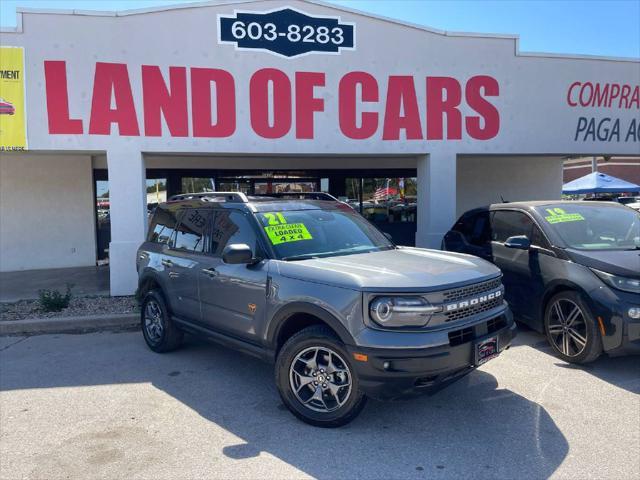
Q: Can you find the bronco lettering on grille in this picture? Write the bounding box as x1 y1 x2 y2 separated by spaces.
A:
445 290 502 312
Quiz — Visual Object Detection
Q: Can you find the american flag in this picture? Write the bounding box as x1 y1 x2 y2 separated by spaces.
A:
373 185 397 201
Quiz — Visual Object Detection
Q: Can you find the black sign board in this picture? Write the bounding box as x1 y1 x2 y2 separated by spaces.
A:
218 8 356 58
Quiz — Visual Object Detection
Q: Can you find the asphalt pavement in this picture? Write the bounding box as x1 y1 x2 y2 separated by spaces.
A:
1 327 638 479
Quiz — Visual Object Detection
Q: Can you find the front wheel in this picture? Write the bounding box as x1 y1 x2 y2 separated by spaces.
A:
544 291 602 364
275 325 367 427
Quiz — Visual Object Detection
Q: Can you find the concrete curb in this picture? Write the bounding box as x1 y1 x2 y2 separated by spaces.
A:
0 313 139 336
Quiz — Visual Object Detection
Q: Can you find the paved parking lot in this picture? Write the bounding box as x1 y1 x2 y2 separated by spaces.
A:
1 327 638 480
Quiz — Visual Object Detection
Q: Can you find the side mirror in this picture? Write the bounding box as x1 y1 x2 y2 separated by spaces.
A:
504 235 531 250
222 243 254 264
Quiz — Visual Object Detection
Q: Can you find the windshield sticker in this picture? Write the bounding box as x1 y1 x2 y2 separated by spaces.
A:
265 223 313 245
261 213 313 245
544 208 585 224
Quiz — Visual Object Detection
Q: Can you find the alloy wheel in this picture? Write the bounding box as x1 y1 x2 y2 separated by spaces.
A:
547 299 588 357
289 346 352 413
144 299 164 342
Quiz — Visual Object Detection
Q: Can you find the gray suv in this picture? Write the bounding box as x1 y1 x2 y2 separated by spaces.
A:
137 192 516 427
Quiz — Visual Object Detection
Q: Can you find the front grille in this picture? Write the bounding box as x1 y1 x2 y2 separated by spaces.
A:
487 316 507 334
445 296 503 322
443 277 502 302
448 327 473 346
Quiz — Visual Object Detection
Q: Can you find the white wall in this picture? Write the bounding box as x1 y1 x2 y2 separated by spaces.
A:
0 153 96 271
456 156 564 217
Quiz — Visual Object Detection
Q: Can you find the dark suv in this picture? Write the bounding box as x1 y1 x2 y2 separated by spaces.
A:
443 201 640 363
137 193 516 427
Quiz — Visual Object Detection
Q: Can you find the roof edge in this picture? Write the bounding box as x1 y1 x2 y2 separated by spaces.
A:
1 0 638 63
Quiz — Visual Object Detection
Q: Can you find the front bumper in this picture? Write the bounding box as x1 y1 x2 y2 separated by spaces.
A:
586 285 640 356
347 311 517 400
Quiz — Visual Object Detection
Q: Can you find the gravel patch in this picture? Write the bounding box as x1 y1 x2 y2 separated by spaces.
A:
0 296 139 322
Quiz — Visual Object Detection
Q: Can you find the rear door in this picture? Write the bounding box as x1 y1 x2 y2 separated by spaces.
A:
165 208 211 322
198 209 268 341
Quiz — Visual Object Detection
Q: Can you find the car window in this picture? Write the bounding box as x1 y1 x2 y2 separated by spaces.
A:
210 210 258 257
452 211 492 246
535 204 640 250
147 206 180 246
173 209 209 253
491 210 534 243
531 225 551 249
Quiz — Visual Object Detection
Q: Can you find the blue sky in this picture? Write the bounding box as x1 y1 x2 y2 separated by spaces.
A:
1 0 638 58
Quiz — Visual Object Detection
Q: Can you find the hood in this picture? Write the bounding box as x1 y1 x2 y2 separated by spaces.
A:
273 247 500 292
565 248 640 278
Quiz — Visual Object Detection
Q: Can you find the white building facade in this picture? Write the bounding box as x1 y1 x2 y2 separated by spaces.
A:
1 0 638 295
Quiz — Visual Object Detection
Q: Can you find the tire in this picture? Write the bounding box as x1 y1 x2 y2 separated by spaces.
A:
275 325 367 428
544 291 602 364
140 289 184 353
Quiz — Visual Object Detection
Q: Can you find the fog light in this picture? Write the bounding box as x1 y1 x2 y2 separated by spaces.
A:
383 361 391 370
628 307 640 319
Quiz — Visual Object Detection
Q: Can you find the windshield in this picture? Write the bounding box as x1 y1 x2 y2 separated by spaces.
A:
255 208 394 260
536 204 640 250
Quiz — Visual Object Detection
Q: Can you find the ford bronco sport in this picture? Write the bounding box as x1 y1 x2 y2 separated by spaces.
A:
137 192 516 427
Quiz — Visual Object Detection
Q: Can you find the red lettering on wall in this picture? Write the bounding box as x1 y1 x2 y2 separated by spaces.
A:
465 75 500 140
191 68 236 138
426 77 462 140
383 76 422 140
89 62 139 136
142 66 188 137
250 69 292 139
44 61 83 134
295 72 325 139
339 72 378 139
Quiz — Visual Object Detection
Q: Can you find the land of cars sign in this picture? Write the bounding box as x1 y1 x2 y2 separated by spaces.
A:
43 61 500 141
218 8 355 57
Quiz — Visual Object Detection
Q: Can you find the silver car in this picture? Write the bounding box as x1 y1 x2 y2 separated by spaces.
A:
137 192 516 427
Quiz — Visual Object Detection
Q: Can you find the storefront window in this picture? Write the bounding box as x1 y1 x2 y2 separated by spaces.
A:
181 177 216 194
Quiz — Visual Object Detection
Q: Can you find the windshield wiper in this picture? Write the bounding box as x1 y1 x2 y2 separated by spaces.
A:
280 254 321 261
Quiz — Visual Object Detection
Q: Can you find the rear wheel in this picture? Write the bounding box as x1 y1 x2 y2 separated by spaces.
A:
141 289 184 353
544 291 602 364
275 325 367 427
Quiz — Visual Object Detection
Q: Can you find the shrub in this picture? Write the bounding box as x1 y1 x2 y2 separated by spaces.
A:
38 284 73 312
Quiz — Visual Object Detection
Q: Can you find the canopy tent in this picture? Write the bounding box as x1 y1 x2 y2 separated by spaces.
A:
562 172 640 194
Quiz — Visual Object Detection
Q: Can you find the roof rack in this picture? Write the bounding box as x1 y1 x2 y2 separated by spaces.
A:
168 192 249 203
255 192 340 202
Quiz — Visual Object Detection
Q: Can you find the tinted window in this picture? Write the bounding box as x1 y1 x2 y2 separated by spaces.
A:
147 206 180 246
210 210 258 257
491 211 534 243
531 225 551 249
454 212 491 246
173 209 209 253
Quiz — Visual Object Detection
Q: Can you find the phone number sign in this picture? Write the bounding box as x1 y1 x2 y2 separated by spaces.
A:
218 8 355 58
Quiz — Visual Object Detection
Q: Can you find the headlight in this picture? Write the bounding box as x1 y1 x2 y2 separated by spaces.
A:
591 268 640 294
369 296 442 327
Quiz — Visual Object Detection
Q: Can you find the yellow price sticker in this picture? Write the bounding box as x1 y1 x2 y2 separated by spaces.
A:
544 208 585 224
264 223 313 245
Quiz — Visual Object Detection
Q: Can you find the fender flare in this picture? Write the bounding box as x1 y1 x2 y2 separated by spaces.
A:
540 279 592 320
138 270 173 310
267 302 356 349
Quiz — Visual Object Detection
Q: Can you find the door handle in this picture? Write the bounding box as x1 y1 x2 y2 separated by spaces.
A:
201 267 218 277
162 259 174 267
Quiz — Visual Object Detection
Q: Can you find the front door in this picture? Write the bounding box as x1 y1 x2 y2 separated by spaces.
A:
490 209 544 322
198 209 268 341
